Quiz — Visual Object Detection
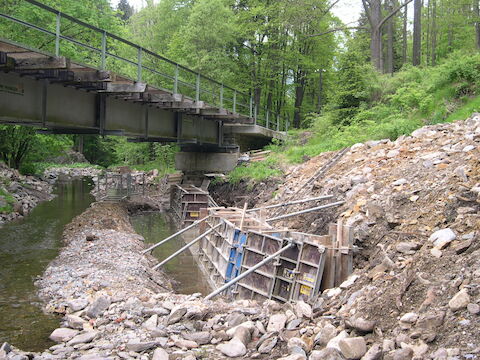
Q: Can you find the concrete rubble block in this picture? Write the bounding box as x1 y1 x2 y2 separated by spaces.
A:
85 296 111 319
338 337 367 359
49 328 79 343
216 338 247 358
448 289 470 311
267 313 288 332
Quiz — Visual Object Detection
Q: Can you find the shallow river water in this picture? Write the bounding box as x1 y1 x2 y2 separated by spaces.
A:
131 212 211 296
0 179 94 351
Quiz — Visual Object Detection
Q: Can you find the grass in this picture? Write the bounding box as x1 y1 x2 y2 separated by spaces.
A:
227 53 480 182
0 188 15 214
227 157 282 184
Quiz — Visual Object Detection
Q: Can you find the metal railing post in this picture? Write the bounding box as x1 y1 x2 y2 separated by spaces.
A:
101 31 106 70
220 84 224 108
55 12 61 57
137 47 142 82
173 64 179 94
233 90 237 113
196 73 200 103
249 96 253 118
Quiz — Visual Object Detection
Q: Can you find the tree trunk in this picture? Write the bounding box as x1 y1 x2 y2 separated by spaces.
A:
403 5 408 63
317 71 324 112
475 0 480 49
431 0 437 65
293 74 306 128
386 0 394 74
412 0 422 66
369 0 383 71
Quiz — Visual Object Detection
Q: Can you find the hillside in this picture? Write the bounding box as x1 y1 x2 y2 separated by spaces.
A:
213 114 480 358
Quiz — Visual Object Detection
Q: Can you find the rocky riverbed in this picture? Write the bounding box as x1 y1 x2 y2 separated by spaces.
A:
0 163 53 226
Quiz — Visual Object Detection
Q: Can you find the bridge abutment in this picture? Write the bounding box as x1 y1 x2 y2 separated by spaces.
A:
175 151 239 173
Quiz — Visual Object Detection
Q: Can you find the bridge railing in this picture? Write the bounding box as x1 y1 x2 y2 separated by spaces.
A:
0 0 289 133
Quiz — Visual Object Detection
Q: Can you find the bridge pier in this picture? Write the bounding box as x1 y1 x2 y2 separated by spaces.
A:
175 151 239 173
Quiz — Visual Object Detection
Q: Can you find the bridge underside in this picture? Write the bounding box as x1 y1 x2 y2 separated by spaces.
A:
0 40 286 172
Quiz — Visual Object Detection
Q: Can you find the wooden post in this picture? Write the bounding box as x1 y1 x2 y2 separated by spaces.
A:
239 202 248 231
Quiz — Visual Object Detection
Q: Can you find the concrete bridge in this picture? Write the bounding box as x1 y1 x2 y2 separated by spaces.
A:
0 0 287 172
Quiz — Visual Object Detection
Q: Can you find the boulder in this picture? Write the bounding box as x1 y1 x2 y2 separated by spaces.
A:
85 296 111 319
152 348 169 360
309 348 345 360
67 331 97 346
338 337 367 359
216 338 247 358
448 289 470 311
167 307 187 325
267 313 287 332
126 340 156 352
49 328 79 343
429 228 456 249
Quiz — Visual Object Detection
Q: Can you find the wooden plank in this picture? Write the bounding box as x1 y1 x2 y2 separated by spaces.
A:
321 224 337 290
103 82 147 93
335 219 344 286
14 56 68 70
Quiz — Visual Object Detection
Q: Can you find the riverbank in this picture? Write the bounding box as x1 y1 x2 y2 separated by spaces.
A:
0 162 53 226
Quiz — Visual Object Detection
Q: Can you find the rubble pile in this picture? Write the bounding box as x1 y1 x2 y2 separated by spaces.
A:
43 166 102 184
0 162 53 225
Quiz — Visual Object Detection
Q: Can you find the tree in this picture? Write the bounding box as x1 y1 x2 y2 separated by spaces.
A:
118 0 134 21
412 0 422 65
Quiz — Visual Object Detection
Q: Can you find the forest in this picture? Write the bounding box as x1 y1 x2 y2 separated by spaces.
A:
1 0 480 177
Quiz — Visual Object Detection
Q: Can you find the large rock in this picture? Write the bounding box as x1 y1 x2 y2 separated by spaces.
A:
314 324 338 347
258 336 278 353
143 314 158 331
152 348 169 360
85 296 111 319
216 338 247 358
267 313 287 332
294 301 313 318
448 289 470 311
67 298 89 312
309 348 345 360
67 331 97 346
226 312 246 327
49 328 79 343
167 307 187 325
65 314 86 330
429 228 456 249
361 344 382 360
126 340 156 352
347 318 375 333
326 330 349 352
182 331 212 345
338 337 367 359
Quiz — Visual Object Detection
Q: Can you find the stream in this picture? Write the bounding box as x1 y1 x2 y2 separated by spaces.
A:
0 179 94 352
131 212 211 296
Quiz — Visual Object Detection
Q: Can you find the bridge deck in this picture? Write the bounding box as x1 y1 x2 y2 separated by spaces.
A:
0 0 287 148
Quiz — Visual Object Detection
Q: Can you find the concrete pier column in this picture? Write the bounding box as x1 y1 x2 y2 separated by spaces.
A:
175 151 239 172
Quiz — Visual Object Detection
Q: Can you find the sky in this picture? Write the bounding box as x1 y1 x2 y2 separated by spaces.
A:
113 0 363 25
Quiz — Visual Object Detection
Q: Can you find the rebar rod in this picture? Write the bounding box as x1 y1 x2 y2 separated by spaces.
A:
152 223 221 270
141 216 211 254
266 201 345 222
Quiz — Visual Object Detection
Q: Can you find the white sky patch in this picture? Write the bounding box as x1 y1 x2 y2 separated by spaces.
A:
113 0 364 26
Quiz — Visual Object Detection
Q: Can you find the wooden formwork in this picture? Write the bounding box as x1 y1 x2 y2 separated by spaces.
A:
196 207 354 303
170 184 209 226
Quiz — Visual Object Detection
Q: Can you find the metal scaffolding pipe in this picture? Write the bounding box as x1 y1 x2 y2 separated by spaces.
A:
152 223 222 270
247 194 334 212
141 216 211 254
266 201 345 222
204 242 294 301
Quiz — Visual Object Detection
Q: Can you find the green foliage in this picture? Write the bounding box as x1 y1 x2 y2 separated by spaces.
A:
0 188 15 214
227 157 282 184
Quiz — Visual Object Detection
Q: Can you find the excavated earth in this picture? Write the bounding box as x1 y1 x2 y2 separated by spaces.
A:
2 115 480 360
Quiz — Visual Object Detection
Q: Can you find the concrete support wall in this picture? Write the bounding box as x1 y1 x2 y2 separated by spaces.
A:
175 152 239 173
